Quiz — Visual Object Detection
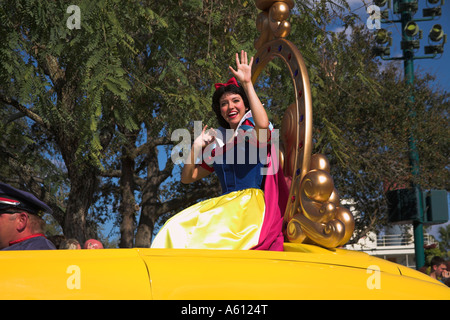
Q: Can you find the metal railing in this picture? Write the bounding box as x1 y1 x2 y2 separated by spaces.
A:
376 233 437 247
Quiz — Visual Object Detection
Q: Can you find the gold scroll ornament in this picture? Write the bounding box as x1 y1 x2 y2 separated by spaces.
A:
251 0 354 249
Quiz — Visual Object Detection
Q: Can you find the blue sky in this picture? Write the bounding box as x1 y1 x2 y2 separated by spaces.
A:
346 0 450 92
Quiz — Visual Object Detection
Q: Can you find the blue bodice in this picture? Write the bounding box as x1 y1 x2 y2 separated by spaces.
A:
200 110 272 195
213 140 265 194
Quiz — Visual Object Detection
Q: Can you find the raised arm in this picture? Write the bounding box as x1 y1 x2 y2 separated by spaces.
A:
229 50 270 142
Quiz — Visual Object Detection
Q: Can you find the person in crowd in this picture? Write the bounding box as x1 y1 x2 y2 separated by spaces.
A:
429 256 450 284
444 260 450 287
0 182 55 250
60 238 81 249
84 239 104 249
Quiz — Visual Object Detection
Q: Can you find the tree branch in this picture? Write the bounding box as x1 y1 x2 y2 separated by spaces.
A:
99 169 122 178
0 94 49 130
135 136 172 158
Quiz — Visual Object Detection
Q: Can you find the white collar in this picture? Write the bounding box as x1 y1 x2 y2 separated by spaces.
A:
215 110 253 147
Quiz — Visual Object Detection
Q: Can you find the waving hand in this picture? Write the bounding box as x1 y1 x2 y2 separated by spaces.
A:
229 50 253 85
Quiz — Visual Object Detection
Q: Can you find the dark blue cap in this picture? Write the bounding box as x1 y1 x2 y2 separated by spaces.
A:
0 182 52 216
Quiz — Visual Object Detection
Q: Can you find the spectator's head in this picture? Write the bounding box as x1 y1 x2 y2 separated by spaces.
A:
60 238 81 250
84 239 103 249
0 182 52 249
430 256 447 278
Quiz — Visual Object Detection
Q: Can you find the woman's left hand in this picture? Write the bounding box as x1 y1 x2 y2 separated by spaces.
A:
229 50 253 85
229 49 270 142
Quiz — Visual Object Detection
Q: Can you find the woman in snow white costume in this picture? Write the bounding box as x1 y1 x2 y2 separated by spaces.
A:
151 50 288 251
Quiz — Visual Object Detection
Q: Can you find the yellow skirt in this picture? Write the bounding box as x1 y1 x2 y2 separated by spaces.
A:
151 188 265 250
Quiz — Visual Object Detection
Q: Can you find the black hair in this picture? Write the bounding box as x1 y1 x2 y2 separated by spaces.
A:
211 84 250 129
430 256 446 267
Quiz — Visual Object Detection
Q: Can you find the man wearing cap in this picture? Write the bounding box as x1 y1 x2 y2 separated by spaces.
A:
0 182 56 250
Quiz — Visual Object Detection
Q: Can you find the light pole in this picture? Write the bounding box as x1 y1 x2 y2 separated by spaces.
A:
371 0 447 270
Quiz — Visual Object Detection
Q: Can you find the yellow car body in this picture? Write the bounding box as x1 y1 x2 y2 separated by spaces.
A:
1 243 448 299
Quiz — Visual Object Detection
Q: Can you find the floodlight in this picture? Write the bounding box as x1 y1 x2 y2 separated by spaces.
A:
375 29 391 44
404 21 419 37
429 24 444 42
425 25 447 55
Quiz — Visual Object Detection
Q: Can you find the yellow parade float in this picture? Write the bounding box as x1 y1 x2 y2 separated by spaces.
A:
0 1 448 299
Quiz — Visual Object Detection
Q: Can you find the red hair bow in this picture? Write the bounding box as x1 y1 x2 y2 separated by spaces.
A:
214 77 239 90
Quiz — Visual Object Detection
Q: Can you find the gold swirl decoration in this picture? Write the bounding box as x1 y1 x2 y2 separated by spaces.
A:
252 0 354 249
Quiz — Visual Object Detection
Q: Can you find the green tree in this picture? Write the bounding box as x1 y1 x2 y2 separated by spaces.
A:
1 0 448 248
438 224 450 254
99 0 260 247
0 0 160 241
311 25 449 240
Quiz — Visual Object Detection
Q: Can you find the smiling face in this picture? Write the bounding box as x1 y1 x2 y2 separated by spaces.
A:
219 92 248 129
212 83 250 129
